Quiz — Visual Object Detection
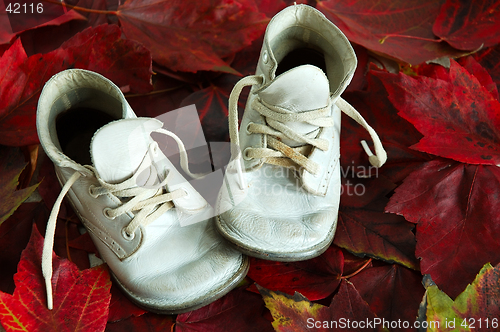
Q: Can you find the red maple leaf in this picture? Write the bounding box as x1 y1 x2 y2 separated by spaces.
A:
0 24 152 147
350 264 425 331
0 224 112 331
341 69 431 184
335 176 419 270
387 159 500 299
379 58 500 165
317 0 464 65
116 0 269 73
433 0 500 50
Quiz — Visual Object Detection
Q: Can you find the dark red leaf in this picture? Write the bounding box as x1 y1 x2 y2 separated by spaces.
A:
342 69 430 184
0 24 152 146
457 56 499 100
433 0 500 50
350 264 425 331
68 232 99 256
105 313 174 332
176 286 274 332
328 281 383 332
0 224 112 331
345 43 369 92
474 44 500 94
247 246 344 301
116 0 268 73
254 0 287 18
0 145 38 225
0 202 46 294
72 0 111 27
126 75 193 119
342 250 374 278
317 0 464 65
19 0 111 57
335 176 419 270
107 283 147 323
57 24 153 93
386 159 500 298
180 80 235 143
380 59 500 165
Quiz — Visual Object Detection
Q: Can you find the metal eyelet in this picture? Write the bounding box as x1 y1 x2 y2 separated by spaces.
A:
242 147 252 161
103 207 115 219
121 228 135 241
262 50 268 64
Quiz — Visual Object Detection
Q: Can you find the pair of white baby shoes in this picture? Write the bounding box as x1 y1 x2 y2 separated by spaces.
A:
37 4 385 313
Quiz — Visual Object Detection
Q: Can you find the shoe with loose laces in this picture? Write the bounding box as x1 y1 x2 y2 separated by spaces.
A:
37 69 248 313
216 4 387 261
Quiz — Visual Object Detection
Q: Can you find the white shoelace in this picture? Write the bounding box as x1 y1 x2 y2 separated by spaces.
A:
42 128 199 310
228 75 387 189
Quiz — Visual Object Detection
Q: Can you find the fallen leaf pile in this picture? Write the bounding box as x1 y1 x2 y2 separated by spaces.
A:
1 0 500 331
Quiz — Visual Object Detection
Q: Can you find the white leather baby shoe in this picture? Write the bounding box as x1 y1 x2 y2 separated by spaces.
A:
37 69 248 313
216 4 387 261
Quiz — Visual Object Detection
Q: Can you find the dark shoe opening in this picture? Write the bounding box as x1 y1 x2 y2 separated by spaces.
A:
275 47 327 76
56 107 116 165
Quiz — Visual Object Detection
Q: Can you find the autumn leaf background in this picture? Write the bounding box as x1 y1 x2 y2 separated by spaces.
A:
1 0 500 331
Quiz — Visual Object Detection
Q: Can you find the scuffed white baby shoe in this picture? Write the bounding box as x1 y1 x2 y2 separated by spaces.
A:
216 4 387 261
37 69 248 313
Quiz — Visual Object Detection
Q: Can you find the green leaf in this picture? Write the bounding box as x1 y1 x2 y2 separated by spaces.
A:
259 281 388 332
426 263 500 331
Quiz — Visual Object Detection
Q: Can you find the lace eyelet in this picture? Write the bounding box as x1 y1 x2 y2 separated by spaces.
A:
89 185 98 198
245 122 254 135
262 50 268 64
121 228 135 240
103 207 115 219
242 147 253 161
181 188 190 198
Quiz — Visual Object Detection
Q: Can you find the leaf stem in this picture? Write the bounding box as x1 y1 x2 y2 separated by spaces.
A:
341 258 372 279
125 86 185 98
379 34 443 44
42 0 117 15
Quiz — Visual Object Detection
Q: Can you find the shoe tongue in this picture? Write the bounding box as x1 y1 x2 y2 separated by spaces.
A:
91 118 163 184
258 65 330 147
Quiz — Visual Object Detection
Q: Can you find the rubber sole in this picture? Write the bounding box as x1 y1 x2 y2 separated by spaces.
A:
215 214 338 262
110 255 250 314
